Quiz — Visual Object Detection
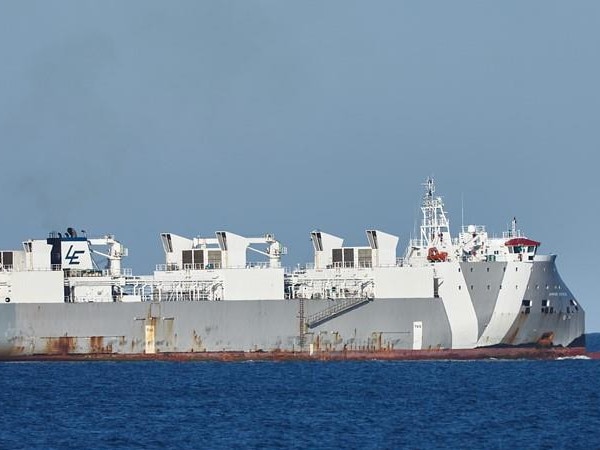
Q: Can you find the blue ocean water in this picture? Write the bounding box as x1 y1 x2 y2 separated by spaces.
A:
1 336 599 450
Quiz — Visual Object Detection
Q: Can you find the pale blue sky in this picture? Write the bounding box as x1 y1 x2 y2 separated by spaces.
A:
1 2 599 330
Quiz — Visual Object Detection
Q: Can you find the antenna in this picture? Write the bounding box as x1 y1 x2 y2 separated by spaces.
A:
461 193 464 229
413 219 416 241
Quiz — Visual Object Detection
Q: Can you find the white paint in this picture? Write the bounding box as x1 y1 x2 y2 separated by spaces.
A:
373 266 434 298
436 262 479 349
413 321 423 350
222 268 284 300
477 262 532 346
9 271 64 303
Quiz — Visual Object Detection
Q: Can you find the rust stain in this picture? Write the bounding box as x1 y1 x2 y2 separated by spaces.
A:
89 336 113 354
160 319 176 352
504 310 529 345
504 327 520 345
0 345 589 362
537 332 554 348
192 330 204 352
45 336 76 355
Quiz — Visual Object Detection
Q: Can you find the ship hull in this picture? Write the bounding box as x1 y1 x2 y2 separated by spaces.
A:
0 347 587 362
0 292 585 360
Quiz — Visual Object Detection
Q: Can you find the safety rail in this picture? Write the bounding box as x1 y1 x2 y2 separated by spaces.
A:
460 225 486 234
64 296 115 303
156 262 273 271
290 259 404 272
156 263 223 271
306 296 374 329
502 230 524 239
0 265 63 272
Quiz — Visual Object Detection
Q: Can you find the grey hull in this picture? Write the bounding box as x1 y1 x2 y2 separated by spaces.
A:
0 298 452 356
0 294 582 358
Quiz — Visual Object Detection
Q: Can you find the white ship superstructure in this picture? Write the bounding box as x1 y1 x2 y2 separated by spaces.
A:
0 179 585 358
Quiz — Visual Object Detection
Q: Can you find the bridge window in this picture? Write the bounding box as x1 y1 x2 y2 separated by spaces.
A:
332 249 342 266
343 249 354 268
207 251 221 269
358 249 372 268
1 251 13 266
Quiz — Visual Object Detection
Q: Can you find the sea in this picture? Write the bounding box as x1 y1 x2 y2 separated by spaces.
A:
1 335 599 450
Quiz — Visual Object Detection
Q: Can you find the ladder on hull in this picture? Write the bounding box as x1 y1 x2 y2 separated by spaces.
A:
306 297 374 329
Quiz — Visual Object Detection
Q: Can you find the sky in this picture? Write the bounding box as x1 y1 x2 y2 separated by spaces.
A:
1 1 599 330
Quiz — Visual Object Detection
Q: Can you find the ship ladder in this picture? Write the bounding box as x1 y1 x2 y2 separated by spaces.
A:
306 296 374 329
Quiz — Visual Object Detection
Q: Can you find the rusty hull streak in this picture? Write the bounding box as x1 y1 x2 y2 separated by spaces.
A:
2 346 590 362
44 336 77 355
536 332 554 348
90 336 113 354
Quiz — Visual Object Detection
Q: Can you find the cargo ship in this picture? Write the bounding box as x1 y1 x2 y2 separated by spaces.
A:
0 179 585 360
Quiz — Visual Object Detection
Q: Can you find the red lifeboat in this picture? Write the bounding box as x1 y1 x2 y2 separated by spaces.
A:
427 247 448 262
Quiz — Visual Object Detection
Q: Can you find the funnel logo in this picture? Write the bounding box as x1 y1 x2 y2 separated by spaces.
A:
65 245 85 265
